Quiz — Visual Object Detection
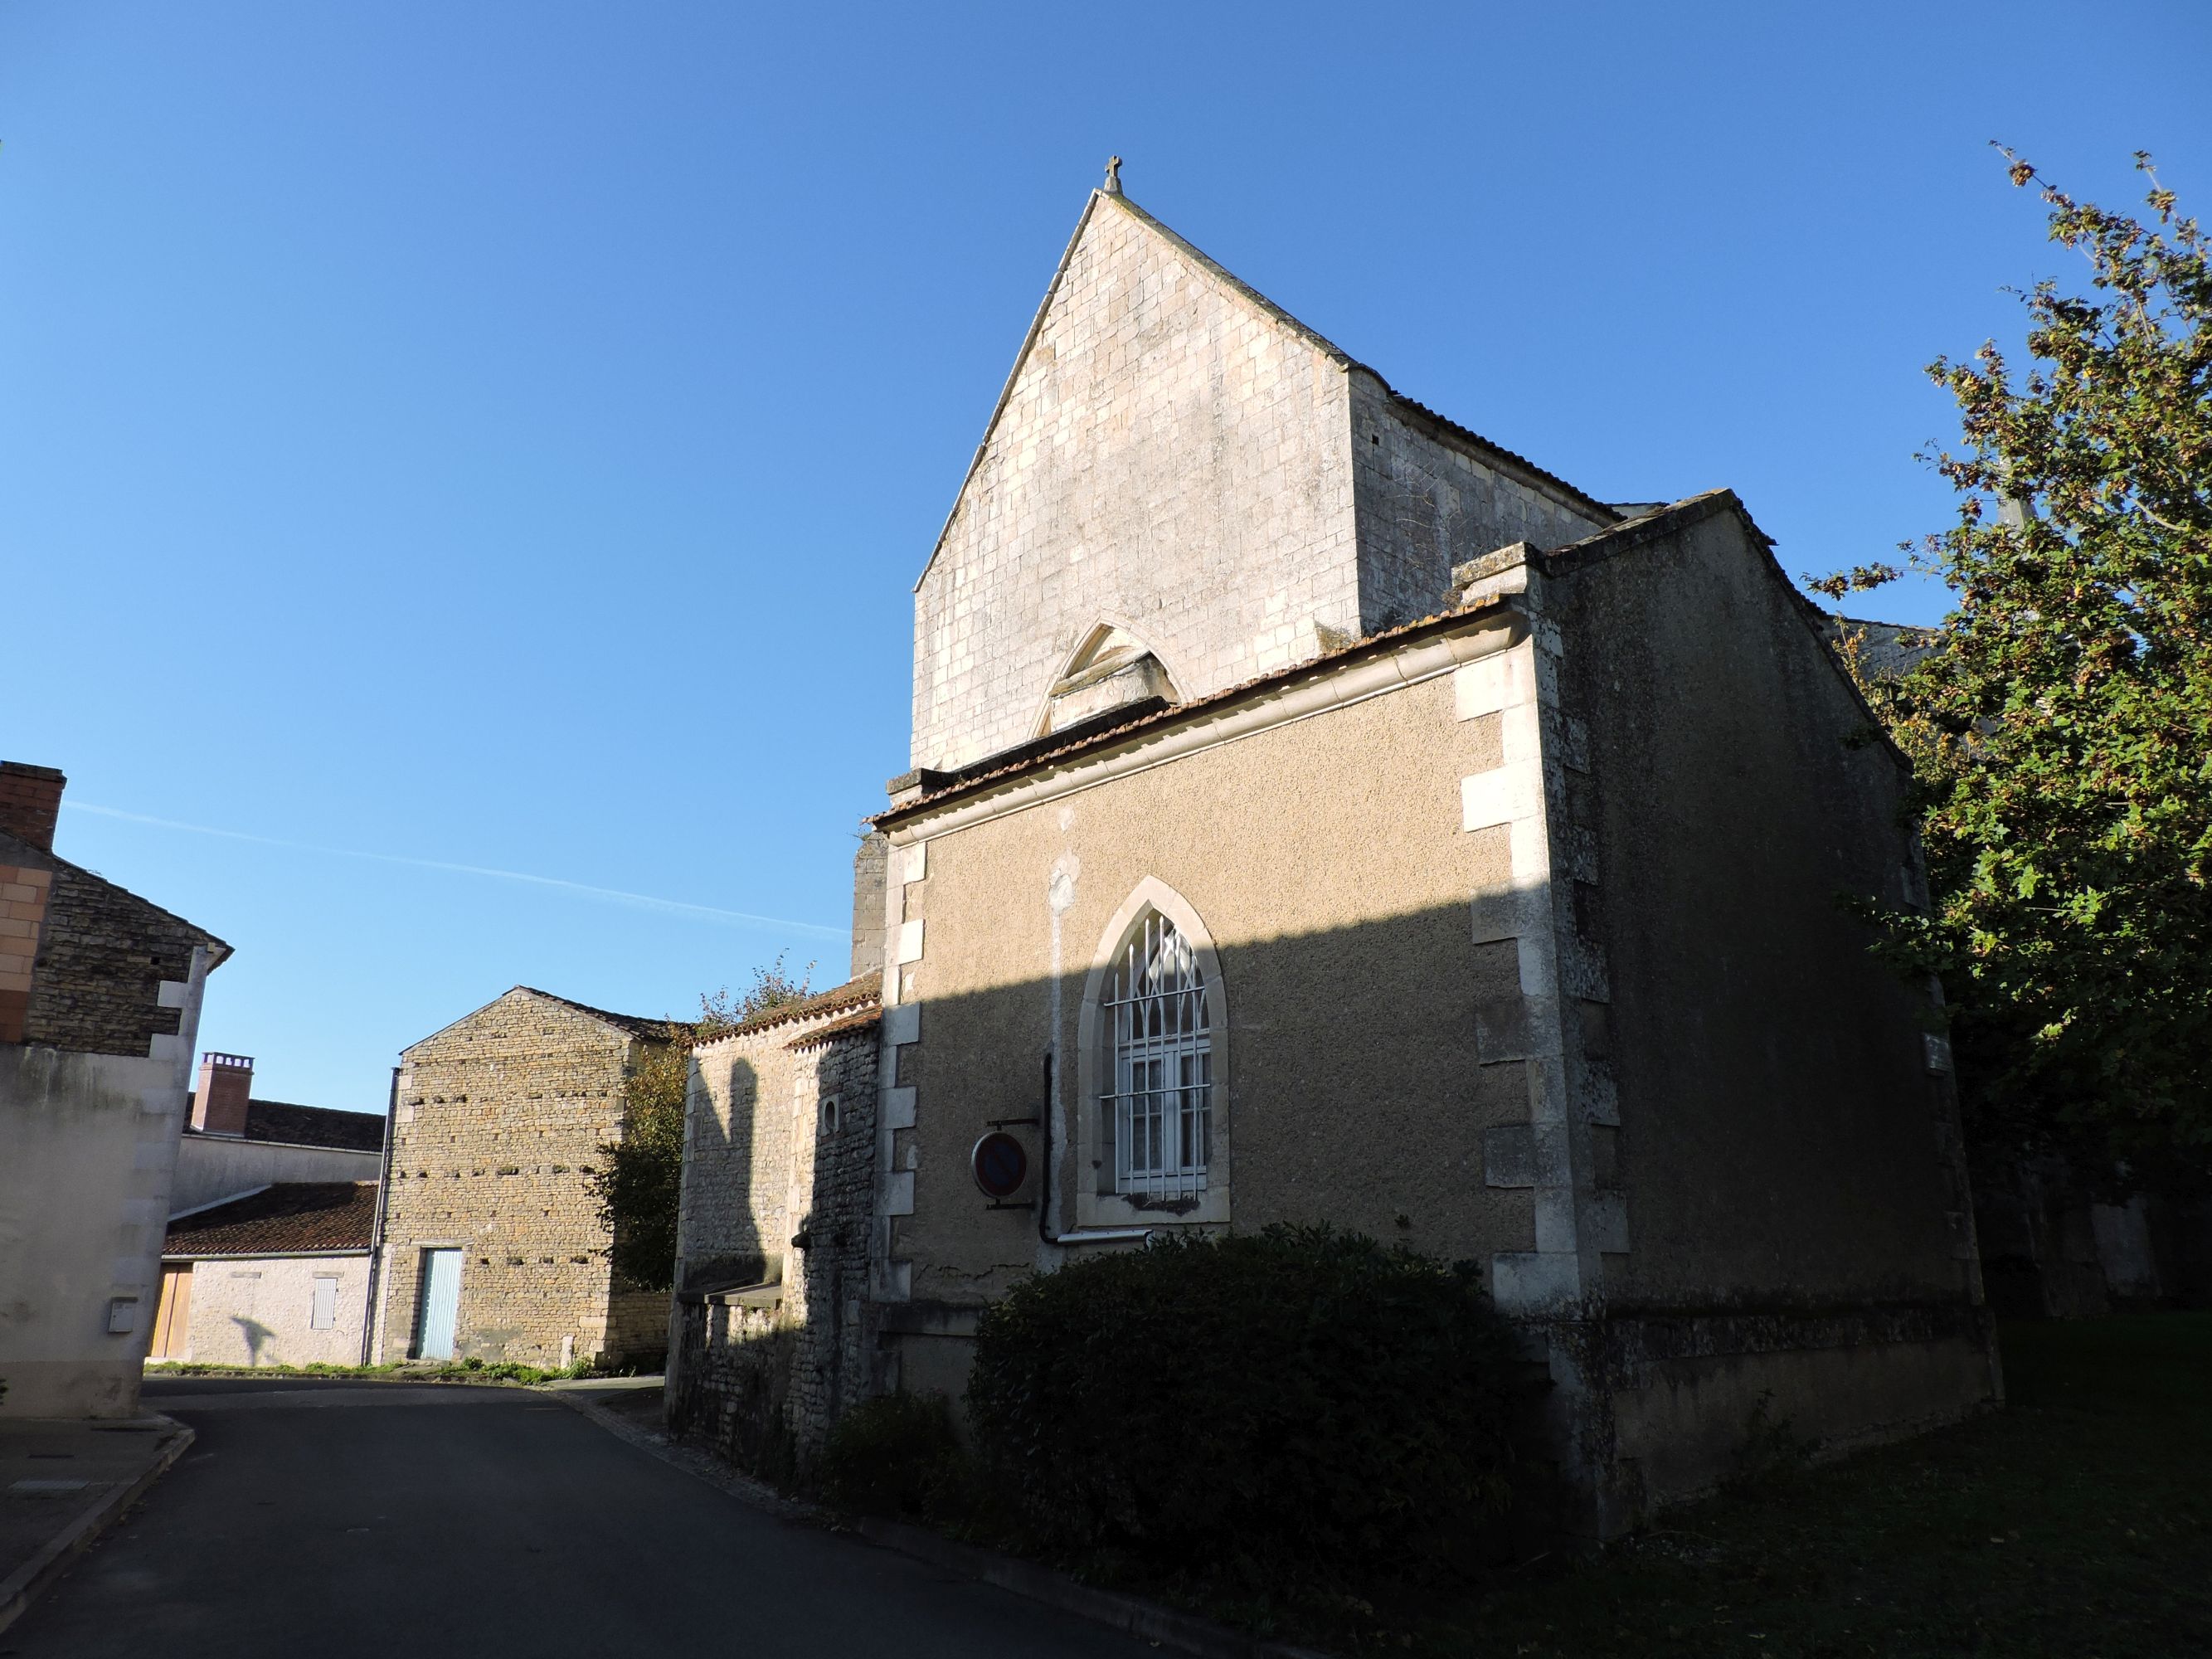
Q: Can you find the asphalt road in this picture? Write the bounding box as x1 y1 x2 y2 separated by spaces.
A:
3 1378 1147 1659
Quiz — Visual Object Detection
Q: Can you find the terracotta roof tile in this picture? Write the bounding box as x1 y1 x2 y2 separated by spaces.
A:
166 1182 378 1258
785 1006 883 1050
699 976 882 1048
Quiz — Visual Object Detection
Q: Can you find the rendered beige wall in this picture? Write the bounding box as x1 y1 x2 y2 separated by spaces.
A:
885 620 1535 1308
680 1011 851 1297
171 1253 369 1368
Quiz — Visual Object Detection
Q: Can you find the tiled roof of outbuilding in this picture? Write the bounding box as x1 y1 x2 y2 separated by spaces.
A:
165 1182 378 1258
786 1006 883 1050
184 1098 386 1151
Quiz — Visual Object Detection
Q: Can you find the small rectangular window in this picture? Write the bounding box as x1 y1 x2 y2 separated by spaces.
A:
311 1275 339 1331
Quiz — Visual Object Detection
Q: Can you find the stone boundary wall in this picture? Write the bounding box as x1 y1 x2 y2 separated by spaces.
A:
668 1019 879 1478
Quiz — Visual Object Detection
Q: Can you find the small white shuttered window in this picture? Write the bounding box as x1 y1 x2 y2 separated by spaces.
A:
1101 913 1212 1203
311 1275 339 1331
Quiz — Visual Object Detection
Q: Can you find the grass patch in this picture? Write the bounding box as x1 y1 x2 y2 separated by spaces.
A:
145 1356 601 1386
1364 1315 2210 1657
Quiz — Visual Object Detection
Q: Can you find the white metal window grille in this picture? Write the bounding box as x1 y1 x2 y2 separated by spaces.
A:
1102 913 1212 1201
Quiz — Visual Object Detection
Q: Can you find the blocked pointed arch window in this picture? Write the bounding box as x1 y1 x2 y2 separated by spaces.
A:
1101 911 1213 1200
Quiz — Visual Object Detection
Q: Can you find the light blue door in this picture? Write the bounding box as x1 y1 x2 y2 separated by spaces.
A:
415 1249 461 1360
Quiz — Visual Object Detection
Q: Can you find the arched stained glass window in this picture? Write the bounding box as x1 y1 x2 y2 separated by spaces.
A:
1101 912 1212 1200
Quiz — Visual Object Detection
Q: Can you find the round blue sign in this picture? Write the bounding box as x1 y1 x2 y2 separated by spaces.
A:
970 1131 1028 1199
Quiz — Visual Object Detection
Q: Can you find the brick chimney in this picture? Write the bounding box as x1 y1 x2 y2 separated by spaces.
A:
192 1052 254 1135
0 763 66 852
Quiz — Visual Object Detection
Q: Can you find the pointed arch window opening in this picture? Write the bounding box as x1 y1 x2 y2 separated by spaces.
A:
1101 912 1213 1202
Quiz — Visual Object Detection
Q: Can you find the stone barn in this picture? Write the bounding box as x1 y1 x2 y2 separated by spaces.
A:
370 988 673 1370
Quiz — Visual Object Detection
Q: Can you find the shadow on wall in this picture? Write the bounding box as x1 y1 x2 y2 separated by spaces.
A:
664 883 1990 1495
668 1042 880 1485
231 1315 275 1365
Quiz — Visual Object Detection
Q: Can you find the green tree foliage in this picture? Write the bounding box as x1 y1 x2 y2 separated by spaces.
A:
965 1226 1523 1589
586 956 813 1289
1817 151 2210 1157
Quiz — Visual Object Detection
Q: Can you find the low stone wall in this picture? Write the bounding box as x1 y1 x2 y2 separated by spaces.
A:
668 1297 803 1482
605 1287 671 1367
668 1277 880 1483
1599 1301 2001 1519
668 1002 882 1482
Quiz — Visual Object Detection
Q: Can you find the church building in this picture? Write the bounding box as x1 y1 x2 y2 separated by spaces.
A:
675 170 2002 1536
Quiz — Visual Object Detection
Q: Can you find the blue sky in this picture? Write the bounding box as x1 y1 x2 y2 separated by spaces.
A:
5 2 2206 1115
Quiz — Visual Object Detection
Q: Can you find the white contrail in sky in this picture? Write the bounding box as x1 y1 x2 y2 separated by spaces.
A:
62 800 846 939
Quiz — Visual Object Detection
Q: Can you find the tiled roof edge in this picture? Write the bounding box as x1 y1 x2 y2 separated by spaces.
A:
1381 389 1621 527
786 1006 884 1051
695 976 883 1049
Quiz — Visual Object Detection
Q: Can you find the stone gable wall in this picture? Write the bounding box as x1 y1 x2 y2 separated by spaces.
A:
374 991 671 1367
1350 374 1614 633
911 194 1363 773
15 854 211 1059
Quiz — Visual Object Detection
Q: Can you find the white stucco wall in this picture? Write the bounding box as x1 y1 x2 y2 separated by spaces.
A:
170 1136 383 1215
0 948 207 1418
168 1253 372 1368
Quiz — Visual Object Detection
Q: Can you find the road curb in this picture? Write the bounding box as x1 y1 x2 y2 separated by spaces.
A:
549 1389 1327 1659
0 1414 195 1637
543 1390 815 1521
852 1516 1333 1659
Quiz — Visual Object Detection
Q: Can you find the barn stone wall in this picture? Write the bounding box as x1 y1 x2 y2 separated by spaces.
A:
373 990 671 1369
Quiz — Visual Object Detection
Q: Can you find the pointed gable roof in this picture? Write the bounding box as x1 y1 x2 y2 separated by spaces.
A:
401 985 673 1053
916 188 1614 592
916 188 1354 592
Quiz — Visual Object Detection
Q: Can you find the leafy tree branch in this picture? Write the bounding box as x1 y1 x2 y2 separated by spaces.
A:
1823 148 2210 1163
586 955 814 1290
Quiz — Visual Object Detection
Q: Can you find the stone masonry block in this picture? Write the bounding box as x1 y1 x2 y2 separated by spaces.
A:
1462 761 1543 832
1482 1124 1535 1188
1454 648 1534 720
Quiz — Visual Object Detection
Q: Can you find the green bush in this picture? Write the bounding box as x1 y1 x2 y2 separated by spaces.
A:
966 1224 1524 1588
818 1392 966 1518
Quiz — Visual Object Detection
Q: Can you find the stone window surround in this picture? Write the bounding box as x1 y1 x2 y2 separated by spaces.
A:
1074 878 1232 1229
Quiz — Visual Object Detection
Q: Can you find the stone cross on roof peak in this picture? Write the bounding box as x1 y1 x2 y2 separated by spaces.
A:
1102 155 1123 197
